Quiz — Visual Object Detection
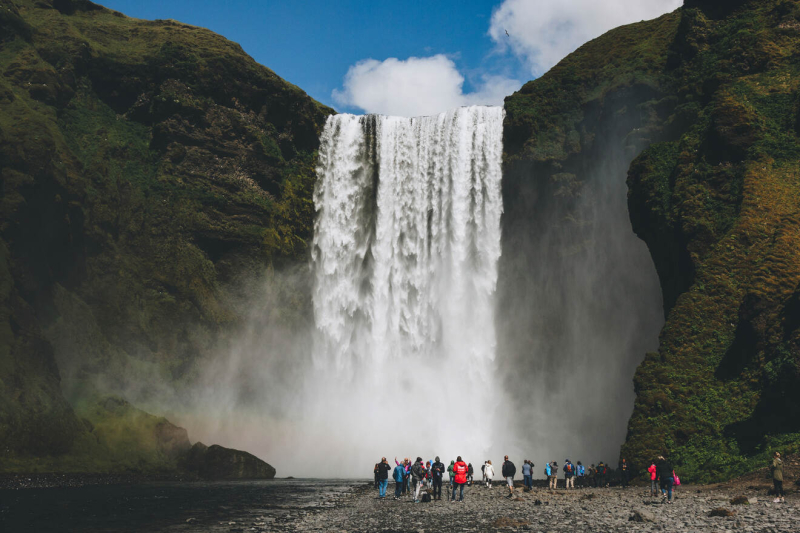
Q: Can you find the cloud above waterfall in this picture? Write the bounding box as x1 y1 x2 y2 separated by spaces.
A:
489 0 682 76
332 55 521 117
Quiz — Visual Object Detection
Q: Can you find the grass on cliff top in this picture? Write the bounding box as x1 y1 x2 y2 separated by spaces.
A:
10 0 331 115
504 9 682 162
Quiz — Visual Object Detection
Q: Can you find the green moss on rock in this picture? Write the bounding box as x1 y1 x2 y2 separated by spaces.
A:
0 0 333 471
504 0 800 482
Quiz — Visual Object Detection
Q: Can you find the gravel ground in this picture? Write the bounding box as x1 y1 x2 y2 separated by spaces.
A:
284 481 798 532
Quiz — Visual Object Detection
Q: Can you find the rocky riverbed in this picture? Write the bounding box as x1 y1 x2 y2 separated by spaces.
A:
286 481 797 532
2 477 796 532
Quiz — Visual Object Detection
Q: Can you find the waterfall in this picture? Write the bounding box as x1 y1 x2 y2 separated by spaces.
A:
305 106 504 468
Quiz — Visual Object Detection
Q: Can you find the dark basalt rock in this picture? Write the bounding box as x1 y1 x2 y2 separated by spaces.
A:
182 442 276 480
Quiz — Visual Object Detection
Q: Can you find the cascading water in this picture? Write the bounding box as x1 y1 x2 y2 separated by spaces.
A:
300 106 505 473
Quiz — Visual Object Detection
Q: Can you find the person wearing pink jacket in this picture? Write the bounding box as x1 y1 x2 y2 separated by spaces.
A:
648 461 658 497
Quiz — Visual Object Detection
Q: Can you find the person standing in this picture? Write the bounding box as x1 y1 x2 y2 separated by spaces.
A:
576 461 585 488
618 458 629 489
467 463 474 486
484 460 495 487
394 457 409 496
431 456 445 501
563 459 575 489
502 455 516 496
548 461 559 490
656 456 674 504
448 460 456 489
647 460 657 497
588 464 597 487
771 452 785 503
522 460 533 491
411 457 426 503
452 456 468 502
425 460 432 488
481 461 487 485
374 462 380 488
596 461 606 488
392 460 406 500
376 457 391 498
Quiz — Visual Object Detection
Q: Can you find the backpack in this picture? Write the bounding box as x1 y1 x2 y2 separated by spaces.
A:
421 493 431 503
566 463 573 474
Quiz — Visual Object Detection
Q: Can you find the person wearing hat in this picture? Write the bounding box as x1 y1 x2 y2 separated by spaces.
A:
771 452 785 503
431 456 445 501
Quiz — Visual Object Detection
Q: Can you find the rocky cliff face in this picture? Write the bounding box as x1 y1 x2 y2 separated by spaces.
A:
502 0 800 481
0 0 331 470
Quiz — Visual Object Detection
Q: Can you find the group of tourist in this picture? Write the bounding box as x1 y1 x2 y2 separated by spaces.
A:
374 451 790 504
373 455 650 502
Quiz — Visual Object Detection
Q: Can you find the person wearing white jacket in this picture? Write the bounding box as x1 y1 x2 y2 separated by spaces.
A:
484 460 495 487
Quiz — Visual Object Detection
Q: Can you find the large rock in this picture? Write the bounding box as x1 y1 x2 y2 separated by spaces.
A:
182 442 276 479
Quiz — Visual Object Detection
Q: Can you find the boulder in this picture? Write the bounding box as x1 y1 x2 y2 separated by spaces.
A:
182 442 276 479
629 510 655 522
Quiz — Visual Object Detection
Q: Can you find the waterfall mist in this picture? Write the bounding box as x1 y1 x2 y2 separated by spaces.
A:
497 135 664 471
173 104 663 478
180 106 508 477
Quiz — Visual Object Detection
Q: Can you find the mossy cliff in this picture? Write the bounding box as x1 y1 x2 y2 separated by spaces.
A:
0 0 331 471
502 0 800 481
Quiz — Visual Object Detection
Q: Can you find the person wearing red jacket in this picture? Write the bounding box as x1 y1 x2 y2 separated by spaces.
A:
648 461 657 497
451 456 468 502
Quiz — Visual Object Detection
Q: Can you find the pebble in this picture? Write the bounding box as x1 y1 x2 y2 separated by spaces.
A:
284 483 798 532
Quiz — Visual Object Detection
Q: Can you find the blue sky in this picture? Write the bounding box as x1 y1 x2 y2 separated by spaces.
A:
98 0 682 116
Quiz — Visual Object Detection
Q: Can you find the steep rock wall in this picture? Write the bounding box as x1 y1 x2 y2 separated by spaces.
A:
0 0 332 468
501 0 800 481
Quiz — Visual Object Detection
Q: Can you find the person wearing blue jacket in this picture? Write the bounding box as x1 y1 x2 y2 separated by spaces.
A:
576 461 586 488
547 461 558 490
563 459 575 489
393 461 406 499
521 460 533 490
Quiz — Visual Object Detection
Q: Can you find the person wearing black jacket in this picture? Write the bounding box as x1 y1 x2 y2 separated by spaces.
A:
376 457 392 499
618 458 629 489
431 457 445 501
411 457 427 503
655 456 674 504
502 455 516 496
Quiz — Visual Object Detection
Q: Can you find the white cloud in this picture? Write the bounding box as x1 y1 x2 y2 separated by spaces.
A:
489 0 682 76
332 55 521 117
